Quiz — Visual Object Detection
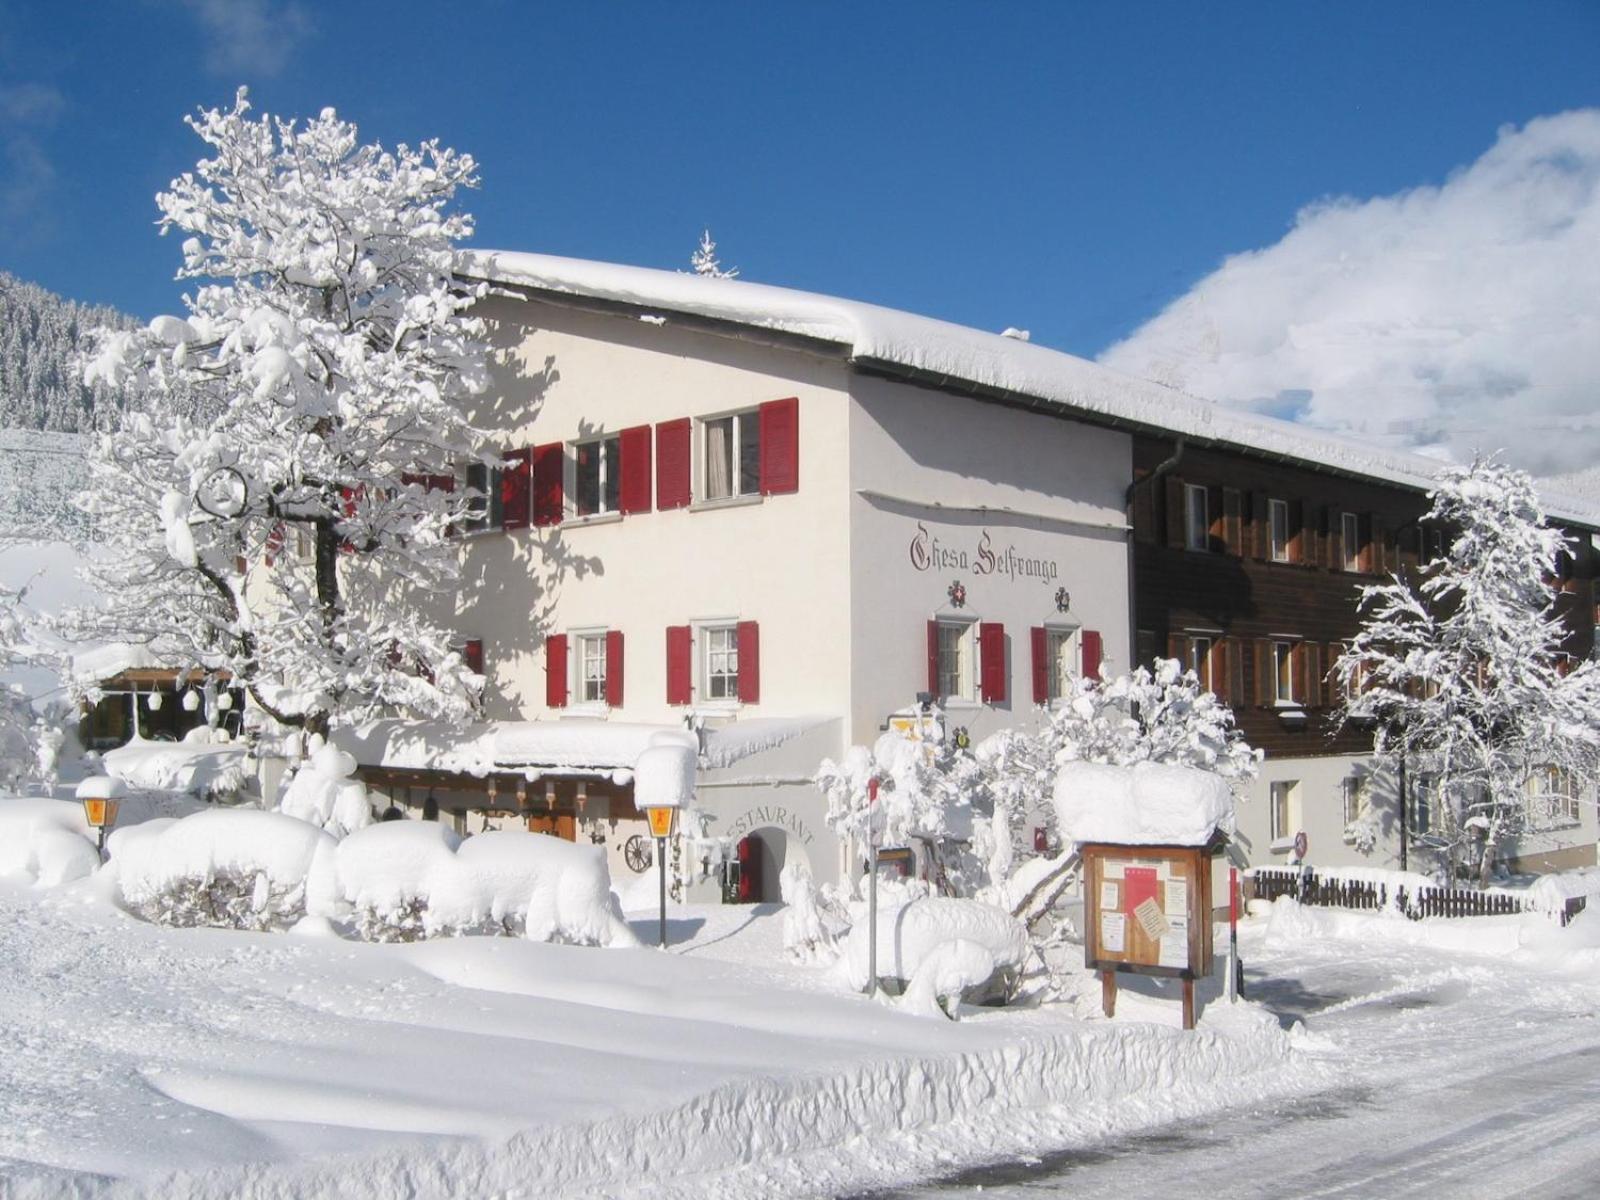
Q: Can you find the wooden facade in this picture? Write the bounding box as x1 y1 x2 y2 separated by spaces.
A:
1129 435 1599 762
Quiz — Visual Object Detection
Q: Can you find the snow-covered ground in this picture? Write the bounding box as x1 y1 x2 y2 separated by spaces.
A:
1 863 1322 1200
7 833 1600 1199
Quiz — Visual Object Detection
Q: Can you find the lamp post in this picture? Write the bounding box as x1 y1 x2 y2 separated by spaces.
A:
76 775 126 859
866 776 879 1000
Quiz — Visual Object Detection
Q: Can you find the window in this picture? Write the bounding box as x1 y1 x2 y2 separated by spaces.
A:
1270 781 1299 842
1342 776 1366 827
574 436 620 517
1525 766 1580 826
702 411 761 501
1184 484 1209 551
1341 512 1361 572
703 624 740 701
1187 635 1216 693
1270 499 1291 563
464 459 503 532
1409 774 1436 836
576 632 608 704
1046 628 1078 701
937 620 974 701
1274 641 1297 705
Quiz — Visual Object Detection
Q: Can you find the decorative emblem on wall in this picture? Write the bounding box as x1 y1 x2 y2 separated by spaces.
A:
1055 586 1071 613
948 579 968 609
952 726 972 751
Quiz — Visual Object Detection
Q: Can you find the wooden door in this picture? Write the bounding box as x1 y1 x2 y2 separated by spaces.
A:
526 812 576 840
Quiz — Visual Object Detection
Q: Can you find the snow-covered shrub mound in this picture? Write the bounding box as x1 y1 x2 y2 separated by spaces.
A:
330 825 638 947
899 939 999 1019
110 808 337 931
841 896 1028 1003
1054 760 1233 847
0 798 100 885
102 730 251 799
278 744 373 837
780 860 848 963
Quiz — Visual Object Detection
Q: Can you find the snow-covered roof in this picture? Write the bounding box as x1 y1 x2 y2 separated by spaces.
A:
459 250 1600 528
70 642 177 684
336 717 811 779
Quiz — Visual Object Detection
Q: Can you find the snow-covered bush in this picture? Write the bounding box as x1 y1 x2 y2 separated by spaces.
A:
839 896 1028 1003
779 859 849 963
102 727 251 800
330 824 638 947
110 809 337 931
0 798 100 885
1054 760 1235 847
278 744 373 837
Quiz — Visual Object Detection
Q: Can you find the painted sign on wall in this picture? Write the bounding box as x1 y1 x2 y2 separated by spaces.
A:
907 523 1060 585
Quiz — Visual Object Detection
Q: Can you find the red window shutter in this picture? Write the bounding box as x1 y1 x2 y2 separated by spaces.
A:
1030 626 1049 704
736 620 760 704
618 425 653 516
927 620 940 695
264 522 285 567
656 418 691 510
979 622 1006 703
400 472 422 489
463 638 484 675
605 630 624 707
1255 639 1275 705
501 448 531 531
1165 476 1186 549
758 397 799 496
430 473 455 493
532 442 564 526
1081 630 1103 681
544 634 568 708
666 626 692 705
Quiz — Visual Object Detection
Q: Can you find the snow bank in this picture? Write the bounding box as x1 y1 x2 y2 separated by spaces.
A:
1503 867 1600 915
841 896 1028 995
331 823 638 947
1054 760 1233 847
0 797 100 885
109 808 338 930
1263 895 1536 958
492 720 696 771
278 744 374 836
102 731 250 798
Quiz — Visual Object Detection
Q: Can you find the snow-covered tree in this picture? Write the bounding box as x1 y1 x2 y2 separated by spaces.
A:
1044 658 1261 780
689 229 738 279
0 271 134 433
1335 457 1600 884
69 91 491 733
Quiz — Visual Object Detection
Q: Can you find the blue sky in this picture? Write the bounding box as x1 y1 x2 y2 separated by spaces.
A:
2 2 1598 469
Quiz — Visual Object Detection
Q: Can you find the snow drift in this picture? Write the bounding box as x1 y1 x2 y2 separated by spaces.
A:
841 895 1029 1003
0 797 101 885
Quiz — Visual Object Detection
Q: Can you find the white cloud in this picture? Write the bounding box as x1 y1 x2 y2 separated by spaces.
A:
179 0 313 78
1099 111 1600 478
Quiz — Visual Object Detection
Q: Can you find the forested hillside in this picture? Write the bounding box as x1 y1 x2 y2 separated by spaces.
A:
0 271 135 432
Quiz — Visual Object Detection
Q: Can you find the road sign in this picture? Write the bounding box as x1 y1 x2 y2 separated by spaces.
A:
1293 830 1308 860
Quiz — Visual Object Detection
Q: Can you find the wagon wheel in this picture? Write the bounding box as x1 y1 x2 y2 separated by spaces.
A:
624 834 653 873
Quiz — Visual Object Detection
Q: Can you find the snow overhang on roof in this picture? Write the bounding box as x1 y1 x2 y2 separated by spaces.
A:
458 249 1600 530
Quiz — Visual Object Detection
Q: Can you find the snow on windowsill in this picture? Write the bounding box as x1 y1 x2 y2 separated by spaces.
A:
688 494 763 514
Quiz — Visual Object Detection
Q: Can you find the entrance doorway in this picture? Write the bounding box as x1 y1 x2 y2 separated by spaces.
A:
733 827 812 903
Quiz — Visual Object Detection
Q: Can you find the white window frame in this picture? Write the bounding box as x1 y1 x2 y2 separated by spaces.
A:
571 628 610 709
1044 624 1080 703
1341 511 1361 572
462 458 504 534
1269 498 1291 563
1187 633 1218 694
697 409 762 504
698 621 741 706
1184 483 1209 551
1410 773 1436 836
1273 640 1298 706
1342 776 1366 828
1524 765 1580 827
1270 780 1299 844
572 434 621 519
935 617 978 704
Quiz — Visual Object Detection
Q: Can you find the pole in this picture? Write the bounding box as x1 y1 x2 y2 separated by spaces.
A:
1398 754 1408 873
867 777 879 999
657 836 667 949
1227 866 1241 1002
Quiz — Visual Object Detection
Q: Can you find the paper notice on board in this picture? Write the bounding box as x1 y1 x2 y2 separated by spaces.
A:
1164 879 1187 916
1100 881 1120 911
1100 911 1126 953
1133 897 1170 940
1158 928 1188 969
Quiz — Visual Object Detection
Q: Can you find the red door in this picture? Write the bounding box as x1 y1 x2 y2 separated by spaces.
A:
736 835 761 903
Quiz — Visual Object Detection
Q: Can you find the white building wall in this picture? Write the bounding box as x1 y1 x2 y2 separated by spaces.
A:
845 374 1133 747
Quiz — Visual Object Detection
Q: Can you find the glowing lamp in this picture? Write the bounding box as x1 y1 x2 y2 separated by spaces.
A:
76 775 127 856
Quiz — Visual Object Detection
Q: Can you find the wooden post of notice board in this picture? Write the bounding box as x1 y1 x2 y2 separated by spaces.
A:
1081 838 1220 1031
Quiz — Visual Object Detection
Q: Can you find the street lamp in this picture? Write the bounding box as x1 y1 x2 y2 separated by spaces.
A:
76 775 126 858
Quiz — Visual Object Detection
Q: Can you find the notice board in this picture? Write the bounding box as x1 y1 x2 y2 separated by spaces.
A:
1082 842 1214 981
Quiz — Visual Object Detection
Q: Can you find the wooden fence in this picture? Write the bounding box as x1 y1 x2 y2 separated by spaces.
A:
1249 867 1589 927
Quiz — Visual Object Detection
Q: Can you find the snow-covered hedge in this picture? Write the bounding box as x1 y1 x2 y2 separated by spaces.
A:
331 824 636 946
277 744 373 837
109 809 337 931
840 896 1029 1006
0 798 101 885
